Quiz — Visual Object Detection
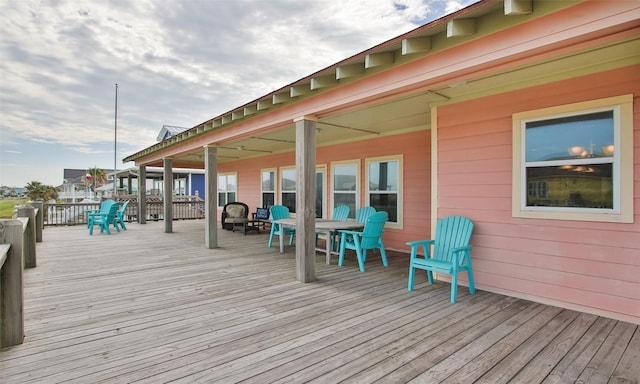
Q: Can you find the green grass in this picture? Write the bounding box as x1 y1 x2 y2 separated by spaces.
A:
0 198 29 219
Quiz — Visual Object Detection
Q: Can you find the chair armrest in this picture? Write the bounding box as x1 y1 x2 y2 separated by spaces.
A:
406 239 435 247
451 245 473 266
337 229 362 236
451 244 473 253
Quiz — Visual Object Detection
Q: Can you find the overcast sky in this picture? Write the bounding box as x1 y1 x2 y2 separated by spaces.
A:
0 0 478 188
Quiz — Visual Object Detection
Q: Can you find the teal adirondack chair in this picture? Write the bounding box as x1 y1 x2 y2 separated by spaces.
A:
114 201 129 231
339 206 377 248
337 211 388 272
407 215 475 303
268 205 295 248
86 200 117 227
316 205 351 251
355 206 376 223
88 202 120 235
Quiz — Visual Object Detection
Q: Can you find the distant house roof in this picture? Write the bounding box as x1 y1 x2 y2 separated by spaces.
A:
156 125 189 141
63 169 89 185
62 168 116 187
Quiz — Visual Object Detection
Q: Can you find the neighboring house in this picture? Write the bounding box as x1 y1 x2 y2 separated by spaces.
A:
124 0 640 323
156 125 189 141
59 169 93 202
59 169 116 202
109 126 203 197
111 166 205 197
0 186 22 197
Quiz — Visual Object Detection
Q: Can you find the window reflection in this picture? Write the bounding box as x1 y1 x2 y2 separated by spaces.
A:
526 111 614 162
524 110 614 210
368 160 399 222
526 164 613 208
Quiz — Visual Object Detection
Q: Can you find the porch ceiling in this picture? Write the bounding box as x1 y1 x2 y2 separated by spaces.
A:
169 91 439 167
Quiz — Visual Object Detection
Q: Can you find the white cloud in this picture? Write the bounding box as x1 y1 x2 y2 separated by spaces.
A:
0 0 479 187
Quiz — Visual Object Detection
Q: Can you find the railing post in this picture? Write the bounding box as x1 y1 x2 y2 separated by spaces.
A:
0 219 25 348
16 206 36 268
31 200 44 242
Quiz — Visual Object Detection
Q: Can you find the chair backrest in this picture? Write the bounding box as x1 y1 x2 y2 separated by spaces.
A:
355 206 376 223
104 202 120 221
223 202 249 218
100 199 117 212
332 205 350 221
433 216 474 264
118 201 129 215
359 211 388 249
269 205 290 221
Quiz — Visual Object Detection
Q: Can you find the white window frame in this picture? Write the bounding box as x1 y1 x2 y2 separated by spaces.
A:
512 94 633 223
217 172 237 207
280 166 296 213
365 155 403 229
331 160 360 220
316 165 327 219
260 168 277 208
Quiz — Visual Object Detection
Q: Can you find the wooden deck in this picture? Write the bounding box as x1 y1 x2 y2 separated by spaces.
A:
1 220 638 383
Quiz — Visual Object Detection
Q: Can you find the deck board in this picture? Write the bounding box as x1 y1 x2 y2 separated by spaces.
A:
1 220 638 383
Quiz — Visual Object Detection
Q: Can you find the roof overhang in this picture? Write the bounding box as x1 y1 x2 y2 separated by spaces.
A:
123 0 640 168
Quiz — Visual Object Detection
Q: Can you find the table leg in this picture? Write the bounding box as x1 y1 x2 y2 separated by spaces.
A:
326 231 331 265
280 229 284 253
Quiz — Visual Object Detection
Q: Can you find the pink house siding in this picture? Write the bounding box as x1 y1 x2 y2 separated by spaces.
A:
218 130 432 252
437 65 640 323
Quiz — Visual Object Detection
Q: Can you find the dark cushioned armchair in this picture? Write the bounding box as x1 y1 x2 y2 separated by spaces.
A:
221 202 249 231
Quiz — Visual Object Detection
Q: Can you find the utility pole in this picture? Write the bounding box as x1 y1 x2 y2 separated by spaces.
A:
114 83 118 196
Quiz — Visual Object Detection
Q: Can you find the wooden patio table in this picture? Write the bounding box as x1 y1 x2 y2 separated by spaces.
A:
276 218 364 264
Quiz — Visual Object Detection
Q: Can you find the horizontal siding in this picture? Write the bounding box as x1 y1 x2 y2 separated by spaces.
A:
436 65 640 322
220 130 432 252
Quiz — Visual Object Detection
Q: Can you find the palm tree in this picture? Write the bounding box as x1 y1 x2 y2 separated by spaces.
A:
24 181 59 201
83 167 108 195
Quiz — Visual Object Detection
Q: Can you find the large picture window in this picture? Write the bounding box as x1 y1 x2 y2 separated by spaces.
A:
366 155 403 227
513 95 633 223
332 162 359 219
218 173 237 207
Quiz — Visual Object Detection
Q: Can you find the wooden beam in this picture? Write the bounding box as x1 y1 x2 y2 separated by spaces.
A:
243 105 257 116
336 63 364 79
0 220 25 348
505 0 533 15
294 116 317 283
204 145 218 249
365 52 394 68
273 92 291 104
212 118 222 128
221 115 232 124
163 158 173 233
447 19 476 37
402 36 432 55
231 110 244 120
257 99 272 110
15 206 36 268
290 84 310 97
310 74 338 90
138 165 147 224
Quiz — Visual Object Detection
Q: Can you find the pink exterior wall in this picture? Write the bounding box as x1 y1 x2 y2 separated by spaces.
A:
218 130 432 252
437 65 640 323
